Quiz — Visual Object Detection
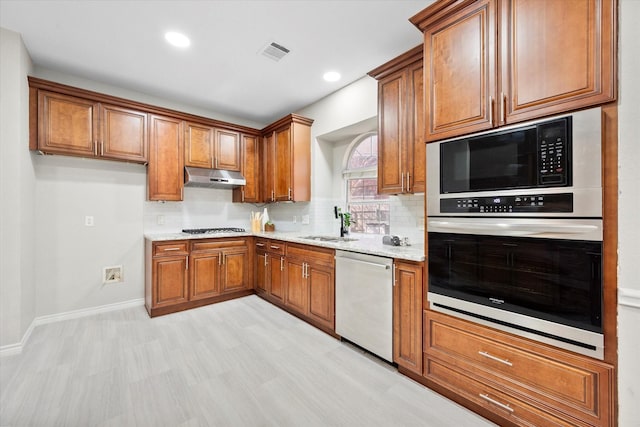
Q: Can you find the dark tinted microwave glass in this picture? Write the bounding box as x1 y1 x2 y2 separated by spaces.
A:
428 232 602 333
440 118 571 194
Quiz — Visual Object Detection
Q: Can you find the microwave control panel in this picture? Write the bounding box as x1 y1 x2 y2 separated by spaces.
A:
538 119 570 185
440 193 573 213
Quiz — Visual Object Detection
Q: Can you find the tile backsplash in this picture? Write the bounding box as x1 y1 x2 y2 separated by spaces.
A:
144 188 425 245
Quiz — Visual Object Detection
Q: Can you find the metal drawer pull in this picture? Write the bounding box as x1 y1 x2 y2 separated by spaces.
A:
163 247 181 251
256 243 265 247
479 351 513 366
270 245 280 249
479 394 514 413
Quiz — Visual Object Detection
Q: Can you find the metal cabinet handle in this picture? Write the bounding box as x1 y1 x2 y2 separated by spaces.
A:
288 187 292 201
407 172 411 193
501 92 506 124
264 253 268 266
478 351 513 366
241 189 245 202
270 245 280 250
164 247 180 251
479 394 514 413
185 255 188 270
215 158 219 169
256 243 265 247
393 264 397 286
94 140 98 156
271 190 275 202
100 141 104 156
280 257 284 271
401 172 404 193
218 254 222 266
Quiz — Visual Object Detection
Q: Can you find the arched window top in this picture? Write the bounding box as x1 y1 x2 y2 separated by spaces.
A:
346 134 378 170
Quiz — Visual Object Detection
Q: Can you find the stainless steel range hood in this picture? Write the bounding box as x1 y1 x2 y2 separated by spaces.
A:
184 167 246 189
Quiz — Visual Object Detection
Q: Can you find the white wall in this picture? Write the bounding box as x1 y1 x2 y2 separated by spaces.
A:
0 28 35 348
616 0 640 425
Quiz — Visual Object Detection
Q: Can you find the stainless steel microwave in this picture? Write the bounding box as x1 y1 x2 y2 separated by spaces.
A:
426 107 602 218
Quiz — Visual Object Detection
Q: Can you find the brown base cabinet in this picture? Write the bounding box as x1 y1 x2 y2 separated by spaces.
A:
393 260 423 375
255 239 335 333
145 238 252 317
423 310 615 427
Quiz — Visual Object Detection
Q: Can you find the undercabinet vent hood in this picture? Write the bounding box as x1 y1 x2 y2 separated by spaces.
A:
184 167 246 189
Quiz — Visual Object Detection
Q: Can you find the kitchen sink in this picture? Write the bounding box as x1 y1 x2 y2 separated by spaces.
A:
299 235 359 243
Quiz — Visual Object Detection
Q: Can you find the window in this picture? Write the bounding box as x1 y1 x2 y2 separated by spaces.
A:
344 134 389 234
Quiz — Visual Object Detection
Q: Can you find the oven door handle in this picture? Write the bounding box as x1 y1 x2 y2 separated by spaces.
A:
427 220 599 237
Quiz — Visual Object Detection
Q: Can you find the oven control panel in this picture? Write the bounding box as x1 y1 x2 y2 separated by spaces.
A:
440 193 573 213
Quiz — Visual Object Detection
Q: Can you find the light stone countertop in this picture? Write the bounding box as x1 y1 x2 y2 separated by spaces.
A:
144 230 425 262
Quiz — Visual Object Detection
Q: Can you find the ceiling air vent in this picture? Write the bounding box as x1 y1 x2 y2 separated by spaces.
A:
260 41 290 62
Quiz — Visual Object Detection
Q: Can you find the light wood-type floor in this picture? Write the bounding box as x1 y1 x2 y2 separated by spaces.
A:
0 295 495 426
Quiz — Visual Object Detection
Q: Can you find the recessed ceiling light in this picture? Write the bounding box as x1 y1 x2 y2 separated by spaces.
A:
323 71 341 82
165 31 190 48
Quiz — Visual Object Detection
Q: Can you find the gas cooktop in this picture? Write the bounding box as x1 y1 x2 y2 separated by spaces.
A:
182 227 246 234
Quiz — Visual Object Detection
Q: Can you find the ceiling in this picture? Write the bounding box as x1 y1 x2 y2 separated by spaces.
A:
0 0 431 127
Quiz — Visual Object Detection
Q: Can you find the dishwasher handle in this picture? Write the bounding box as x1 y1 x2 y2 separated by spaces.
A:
336 256 391 270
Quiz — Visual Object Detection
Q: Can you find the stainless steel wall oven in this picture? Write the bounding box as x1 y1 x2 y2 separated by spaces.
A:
426 108 604 359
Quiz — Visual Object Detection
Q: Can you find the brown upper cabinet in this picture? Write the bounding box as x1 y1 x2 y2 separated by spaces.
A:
184 123 241 171
369 46 425 194
410 0 617 142
261 114 314 202
33 90 148 163
148 114 184 201
232 134 260 203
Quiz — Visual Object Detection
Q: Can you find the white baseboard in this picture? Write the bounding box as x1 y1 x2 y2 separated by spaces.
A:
0 298 145 357
619 288 640 309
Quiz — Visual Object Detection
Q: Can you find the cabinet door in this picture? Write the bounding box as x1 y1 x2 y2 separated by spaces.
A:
263 132 275 202
100 104 148 163
184 122 213 168
190 252 222 300
393 261 423 374
285 259 307 315
256 251 268 293
220 247 249 293
269 255 285 302
233 134 260 203
307 265 334 330
274 126 292 201
215 129 241 171
501 0 616 124
377 71 405 194
148 114 184 201
423 0 497 141
38 91 98 156
153 256 188 307
408 61 426 193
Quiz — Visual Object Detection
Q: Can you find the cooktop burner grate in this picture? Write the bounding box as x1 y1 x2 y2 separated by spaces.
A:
182 227 246 234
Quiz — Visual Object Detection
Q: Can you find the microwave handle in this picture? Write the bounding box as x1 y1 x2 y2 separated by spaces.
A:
428 220 599 237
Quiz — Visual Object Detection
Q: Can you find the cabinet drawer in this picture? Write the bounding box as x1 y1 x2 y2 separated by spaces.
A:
256 239 285 255
424 310 613 426
425 356 578 427
153 241 189 256
287 243 334 267
191 239 247 252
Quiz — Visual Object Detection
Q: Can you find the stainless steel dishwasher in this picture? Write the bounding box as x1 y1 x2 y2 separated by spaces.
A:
335 250 393 362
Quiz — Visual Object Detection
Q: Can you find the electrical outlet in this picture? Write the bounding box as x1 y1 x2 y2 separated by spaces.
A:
293 215 297 223
85 216 94 227
157 215 165 225
302 215 310 224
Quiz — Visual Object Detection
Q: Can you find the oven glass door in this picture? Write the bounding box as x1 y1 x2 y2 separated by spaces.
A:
428 232 602 333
